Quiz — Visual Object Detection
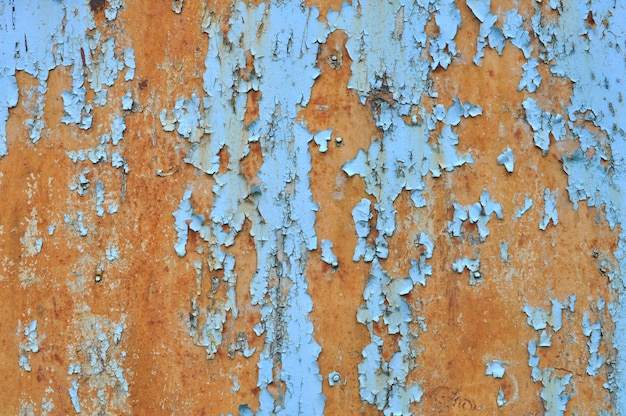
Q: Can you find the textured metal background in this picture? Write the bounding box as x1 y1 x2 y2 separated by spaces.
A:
1 1 622 414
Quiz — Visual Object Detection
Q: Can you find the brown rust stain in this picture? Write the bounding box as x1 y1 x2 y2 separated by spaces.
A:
0 0 618 415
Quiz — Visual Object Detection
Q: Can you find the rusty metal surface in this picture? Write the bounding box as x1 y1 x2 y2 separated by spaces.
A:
1 1 623 415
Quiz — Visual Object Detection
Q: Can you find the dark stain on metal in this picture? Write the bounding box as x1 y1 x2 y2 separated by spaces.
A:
89 0 106 13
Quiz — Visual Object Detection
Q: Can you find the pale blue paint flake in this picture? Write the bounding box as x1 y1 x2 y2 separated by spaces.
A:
111 116 126 145
106 245 119 262
429 0 461 69
88 37 124 94
502 9 532 58
466 0 491 22
35 238 43 253
121 91 132 110
123 48 135 81
312 130 332 153
485 360 505 378
68 362 82 375
562 150 618 228
410 233 433 286
518 58 542 93
539 188 558 230
497 387 507 407
172 190 204 257
500 240 510 263
523 300 563 332
95 180 105 217
523 98 565 155
18 320 39 372
540 370 572 415
77 211 88 236
447 190 502 241
69 379 81 413
105 0 124 21
515 195 533 218
320 239 338 266
497 147 515 173
583 314 604 376
538 330 552 347
111 151 128 173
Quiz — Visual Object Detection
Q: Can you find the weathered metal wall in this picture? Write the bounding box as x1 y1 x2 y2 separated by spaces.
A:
1 0 625 414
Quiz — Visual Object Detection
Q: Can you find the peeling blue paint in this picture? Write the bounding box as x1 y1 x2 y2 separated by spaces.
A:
64 211 89 237
355 261 423 414
105 0 124 21
4 0 599 412
164 2 335 412
523 297 581 414
106 245 119 262
522 98 565 155
429 0 461 70
409 233 433 286
69 379 81 413
562 150 618 228
467 0 504 66
312 130 333 153
518 58 542 93
351 199 374 262
485 360 505 379
497 147 515 173
95 180 105 217
0 0 132 159
500 240 509 263
121 91 132 110
68 312 128 413
539 370 572 415
172 189 204 257
514 195 533 219
582 312 605 376
523 299 563 332
502 9 532 59
18 320 39 372
448 190 502 242
539 188 559 230
497 387 507 407
320 239 338 267
111 151 128 173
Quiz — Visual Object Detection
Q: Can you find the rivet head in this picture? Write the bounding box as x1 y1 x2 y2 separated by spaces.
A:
95 268 103 282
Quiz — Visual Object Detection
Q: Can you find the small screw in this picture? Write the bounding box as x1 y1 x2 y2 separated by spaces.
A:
328 371 342 386
95 269 103 282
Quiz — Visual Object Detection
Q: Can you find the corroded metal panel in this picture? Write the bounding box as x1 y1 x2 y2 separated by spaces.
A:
1 1 625 415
